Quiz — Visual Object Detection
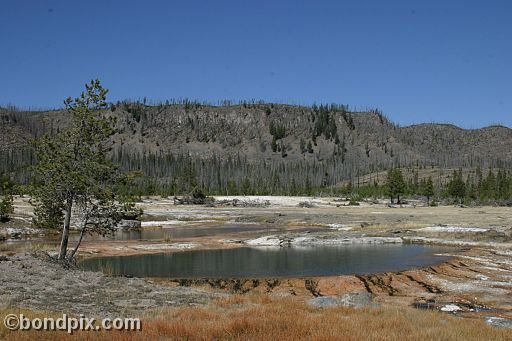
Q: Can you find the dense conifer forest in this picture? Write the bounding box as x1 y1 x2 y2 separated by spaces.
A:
1 101 512 203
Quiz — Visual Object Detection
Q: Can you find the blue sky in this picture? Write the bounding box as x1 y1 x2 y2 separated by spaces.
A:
1 0 510 128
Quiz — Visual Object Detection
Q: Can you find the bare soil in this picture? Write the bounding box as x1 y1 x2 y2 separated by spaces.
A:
0 253 223 319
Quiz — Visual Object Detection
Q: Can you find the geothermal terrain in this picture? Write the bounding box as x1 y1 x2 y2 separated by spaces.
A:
1 195 511 336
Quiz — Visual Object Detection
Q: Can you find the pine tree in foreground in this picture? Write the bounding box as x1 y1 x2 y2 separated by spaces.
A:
32 80 133 262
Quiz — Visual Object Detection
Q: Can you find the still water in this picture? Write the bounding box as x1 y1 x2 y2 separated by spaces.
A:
70 223 315 241
81 244 451 278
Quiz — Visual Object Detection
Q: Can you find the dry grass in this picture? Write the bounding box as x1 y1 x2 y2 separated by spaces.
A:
362 221 428 231
0 243 18 253
1 297 511 341
96 262 114 276
0 242 56 255
345 167 490 187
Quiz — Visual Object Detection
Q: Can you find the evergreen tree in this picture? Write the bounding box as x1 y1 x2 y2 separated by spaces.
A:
0 175 15 222
304 177 312 196
422 176 434 206
280 142 287 158
482 169 496 199
475 165 483 199
227 180 238 195
179 162 198 194
334 133 340 145
299 138 306 154
496 169 508 199
240 178 252 195
386 168 405 204
0 192 13 222
345 180 353 195
290 177 298 196
447 169 466 204
31 80 130 261
307 141 314 153
271 136 278 153
0 174 15 195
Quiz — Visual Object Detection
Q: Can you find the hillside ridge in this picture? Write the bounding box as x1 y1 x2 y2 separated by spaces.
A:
1 103 511 192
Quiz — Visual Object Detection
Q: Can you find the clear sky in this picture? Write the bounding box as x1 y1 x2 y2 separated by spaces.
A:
1 0 510 128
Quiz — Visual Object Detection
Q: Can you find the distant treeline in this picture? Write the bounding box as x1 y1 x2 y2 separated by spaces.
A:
1 145 512 204
346 167 512 205
2 146 512 206
2 100 512 204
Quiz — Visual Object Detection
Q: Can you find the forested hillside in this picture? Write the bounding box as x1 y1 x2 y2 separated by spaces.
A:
1 101 512 196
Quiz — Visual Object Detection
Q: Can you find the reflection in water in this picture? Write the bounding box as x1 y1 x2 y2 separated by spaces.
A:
70 223 317 241
81 244 451 278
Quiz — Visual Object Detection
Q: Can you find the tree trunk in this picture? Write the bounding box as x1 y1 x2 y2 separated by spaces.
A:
68 225 86 261
58 195 73 260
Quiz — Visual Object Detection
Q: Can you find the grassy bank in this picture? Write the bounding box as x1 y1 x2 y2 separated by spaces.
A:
2 296 510 340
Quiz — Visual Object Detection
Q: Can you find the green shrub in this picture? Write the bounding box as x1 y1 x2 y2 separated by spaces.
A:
0 194 14 222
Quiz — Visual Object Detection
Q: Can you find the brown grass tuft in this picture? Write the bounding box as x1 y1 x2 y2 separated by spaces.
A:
1 299 511 340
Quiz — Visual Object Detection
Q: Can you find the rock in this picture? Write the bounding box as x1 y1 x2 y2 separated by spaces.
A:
440 304 462 312
298 201 315 208
307 292 373 308
117 219 141 231
486 317 512 329
245 236 282 246
122 211 142 220
289 236 315 245
307 296 341 308
9 232 22 240
504 228 512 238
337 292 374 307
245 234 402 247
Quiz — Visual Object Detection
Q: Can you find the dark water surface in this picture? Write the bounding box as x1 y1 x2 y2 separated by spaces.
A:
81 244 452 278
